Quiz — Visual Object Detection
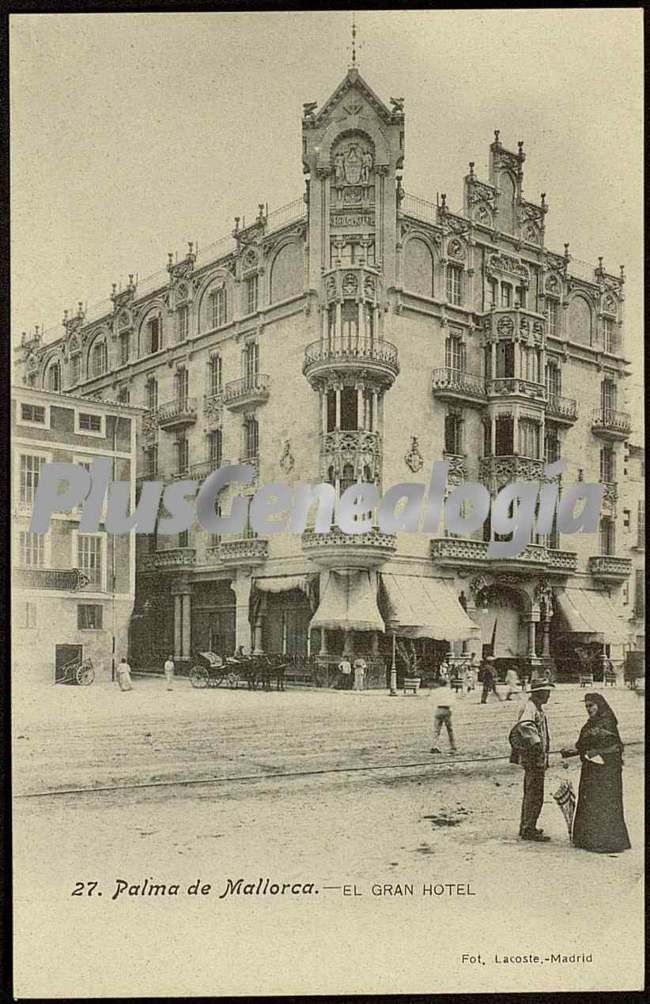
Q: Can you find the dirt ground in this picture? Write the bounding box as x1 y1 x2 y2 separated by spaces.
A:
12 680 645 997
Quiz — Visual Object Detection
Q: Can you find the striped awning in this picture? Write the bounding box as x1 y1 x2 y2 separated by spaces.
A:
310 570 384 634
555 588 627 646
381 573 480 642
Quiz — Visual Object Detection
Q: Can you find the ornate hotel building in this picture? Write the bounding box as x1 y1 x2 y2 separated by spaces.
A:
14 66 636 683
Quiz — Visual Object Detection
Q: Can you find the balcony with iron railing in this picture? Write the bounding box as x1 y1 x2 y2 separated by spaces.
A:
480 307 547 342
303 337 399 389
591 407 632 440
486 376 546 403
302 524 397 570
140 547 196 573
215 536 269 567
431 368 487 405
478 455 546 490
223 375 270 410
155 396 197 430
588 555 632 582
545 394 578 425
430 538 577 575
14 567 92 590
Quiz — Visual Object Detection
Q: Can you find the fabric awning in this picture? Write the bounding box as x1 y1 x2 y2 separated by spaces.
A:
555 588 628 646
310 570 384 634
381 573 480 642
254 575 310 594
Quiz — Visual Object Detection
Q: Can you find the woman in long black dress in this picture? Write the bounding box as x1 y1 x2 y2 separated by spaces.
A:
562 693 631 853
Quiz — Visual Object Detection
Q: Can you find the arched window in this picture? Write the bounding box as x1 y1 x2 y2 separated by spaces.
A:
47 361 61 392
340 463 355 494
145 313 162 354
403 238 434 297
567 295 592 345
91 340 108 377
69 353 81 385
270 243 302 303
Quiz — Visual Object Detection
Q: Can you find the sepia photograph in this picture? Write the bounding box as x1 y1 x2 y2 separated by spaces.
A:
9 8 645 998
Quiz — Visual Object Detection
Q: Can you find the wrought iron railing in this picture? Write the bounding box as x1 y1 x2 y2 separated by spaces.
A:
304 337 399 372
588 555 632 578
155 396 197 425
546 395 578 422
14 567 90 590
223 375 270 405
400 192 438 224
591 408 632 436
431 367 486 400
486 377 546 400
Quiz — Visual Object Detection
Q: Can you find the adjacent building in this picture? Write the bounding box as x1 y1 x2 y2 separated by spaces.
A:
14 66 636 683
11 386 142 684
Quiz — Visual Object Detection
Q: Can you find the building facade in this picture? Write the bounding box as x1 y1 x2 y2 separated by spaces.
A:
11 386 141 685
14 67 637 683
620 442 645 655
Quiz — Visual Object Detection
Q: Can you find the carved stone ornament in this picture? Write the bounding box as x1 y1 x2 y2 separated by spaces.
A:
204 397 223 425
333 141 373 187
546 275 560 294
243 248 258 270
603 294 617 314
469 574 490 598
447 238 466 261
279 439 295 473
363 275 376 299
325 275 337 300
497 315 515 337
342 272 358 297
404 435 424 472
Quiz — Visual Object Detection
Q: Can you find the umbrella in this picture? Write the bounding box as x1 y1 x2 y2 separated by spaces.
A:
552 780 576 838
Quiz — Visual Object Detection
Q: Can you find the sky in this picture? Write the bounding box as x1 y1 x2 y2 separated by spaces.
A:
10 9 643 434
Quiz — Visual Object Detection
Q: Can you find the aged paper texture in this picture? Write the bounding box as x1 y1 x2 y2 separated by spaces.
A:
10 9 644 997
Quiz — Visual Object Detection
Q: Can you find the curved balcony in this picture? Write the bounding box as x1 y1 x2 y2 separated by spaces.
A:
486 377 546 403
546 394 578 425
156 396 197 430
591 408 631 441
218 537 268 567
480 308 546 342
431 368 487 406
223 375 270 411
479 455 545 491
302 525 397 570
303 337 399 390
588 555 632 582
140 547 196 573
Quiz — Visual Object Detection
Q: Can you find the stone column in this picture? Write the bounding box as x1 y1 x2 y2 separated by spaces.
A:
173 594 182 659
335 387 341 430
181 592 192 659
231 569 253 653
319 627 328 656
253 596 265 655
335 301 342 343
372 390 378 432
357 385 364 431
541 617 551 657
526 619 537 658
490 415 496 455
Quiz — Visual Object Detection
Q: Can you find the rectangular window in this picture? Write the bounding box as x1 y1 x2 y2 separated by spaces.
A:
603 318 614 354
522 346 539 383
19 531 44 568
120 331 130 365
117 386 129 404
601 380 616 413
327 303 337 343
515 285 526 309
544 430 561 464
78 412 102 433
545 363 561 398
600 447 615 483
243 343 259 386
599 518 615 556
78 604 103 630
177 304 188 342
176 437 189 475
92 343 107 377
19 454 46 507
638 500 645 548
488 279 498 309
245 274 259 314
210 287 228 328
519 419 540 459
146 379 158 412
341 302 359 346
208 429 223 467
445 336 465 372
444 413 463 454
634 568 645 617
622 581 629 606
144 445 158 478
175 368 189 407
77 535 103 588
244 418 259 459
500 283 512 308
623 509 631 530
178 530 189 548
209 355 222 397
447 265 462 305
149 317 161 354
20 403 46 424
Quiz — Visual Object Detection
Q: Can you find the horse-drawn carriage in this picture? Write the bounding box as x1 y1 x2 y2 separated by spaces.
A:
189 651 289 691
55 655 95 686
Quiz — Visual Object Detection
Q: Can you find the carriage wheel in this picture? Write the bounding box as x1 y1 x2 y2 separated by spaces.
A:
190 666 209 688
76 663 95 686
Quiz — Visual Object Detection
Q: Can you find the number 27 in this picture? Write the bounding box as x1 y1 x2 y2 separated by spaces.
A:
71 881 98 896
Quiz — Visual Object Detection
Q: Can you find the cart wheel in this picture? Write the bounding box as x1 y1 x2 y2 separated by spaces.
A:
190 666 209 688
76 662 95 686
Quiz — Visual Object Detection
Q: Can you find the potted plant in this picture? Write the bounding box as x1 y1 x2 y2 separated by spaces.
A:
397 639 421 694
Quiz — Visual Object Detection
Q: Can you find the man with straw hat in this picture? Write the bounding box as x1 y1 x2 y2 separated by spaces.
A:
509 679 555 842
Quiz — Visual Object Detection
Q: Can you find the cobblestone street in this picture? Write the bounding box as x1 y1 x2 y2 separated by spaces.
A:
13 680 644 996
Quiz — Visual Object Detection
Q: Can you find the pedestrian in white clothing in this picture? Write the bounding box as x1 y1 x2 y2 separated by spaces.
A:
164 655 175 691
353 657 367 691
116 657 133 692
